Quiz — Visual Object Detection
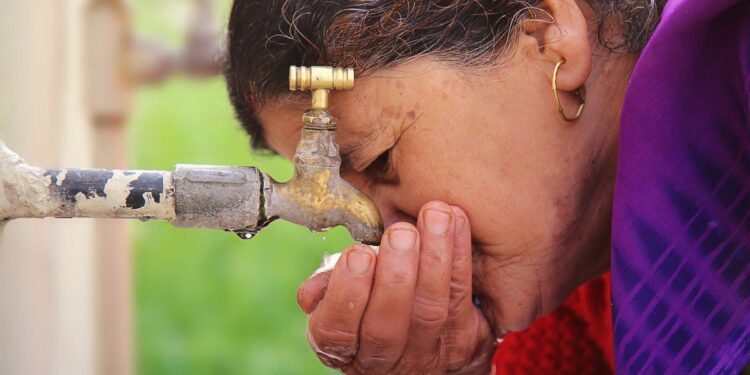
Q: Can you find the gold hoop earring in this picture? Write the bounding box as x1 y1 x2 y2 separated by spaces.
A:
552 59 586 121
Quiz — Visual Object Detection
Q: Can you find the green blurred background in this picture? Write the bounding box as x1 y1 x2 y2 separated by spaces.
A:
128 1 346 373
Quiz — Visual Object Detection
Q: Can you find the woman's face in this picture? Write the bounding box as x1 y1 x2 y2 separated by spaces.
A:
258 37 628 330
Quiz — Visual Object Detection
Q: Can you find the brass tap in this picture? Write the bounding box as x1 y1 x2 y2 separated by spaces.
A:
0 65 383 245
265 66 383 244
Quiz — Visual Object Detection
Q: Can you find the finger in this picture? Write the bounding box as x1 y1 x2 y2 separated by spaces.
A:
307 244 376 368
401 201 455 366
448 205 474 315
297 270 331 315
298 252 344 314
354 223 420 372
446 205 494 370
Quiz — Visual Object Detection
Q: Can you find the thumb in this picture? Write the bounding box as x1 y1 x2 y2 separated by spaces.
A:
297 270 332 314
297 252 341 314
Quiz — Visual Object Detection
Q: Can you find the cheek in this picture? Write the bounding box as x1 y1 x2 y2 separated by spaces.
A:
380 120 584 260
377 136 502 248
472 255 545 332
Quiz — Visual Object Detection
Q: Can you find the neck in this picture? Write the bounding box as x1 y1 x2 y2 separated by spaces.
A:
553 51 637 301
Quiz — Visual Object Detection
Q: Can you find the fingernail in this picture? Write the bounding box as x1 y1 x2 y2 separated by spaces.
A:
388 228 417 251
346 249 372 275
425 209 451 235
455 216 466 234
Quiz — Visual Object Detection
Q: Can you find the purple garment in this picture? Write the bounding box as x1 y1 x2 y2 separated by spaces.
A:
612 0 750 373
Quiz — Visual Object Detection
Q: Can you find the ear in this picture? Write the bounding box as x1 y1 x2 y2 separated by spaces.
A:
521 0 591 91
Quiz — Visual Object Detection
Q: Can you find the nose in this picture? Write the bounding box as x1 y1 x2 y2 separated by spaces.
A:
380 206 416 228
342 172 416 230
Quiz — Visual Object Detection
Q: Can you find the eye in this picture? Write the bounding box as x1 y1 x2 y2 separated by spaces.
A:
365 148 398 184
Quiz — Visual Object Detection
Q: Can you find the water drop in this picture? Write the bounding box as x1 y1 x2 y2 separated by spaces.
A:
237 232 254 240
229 228 259 240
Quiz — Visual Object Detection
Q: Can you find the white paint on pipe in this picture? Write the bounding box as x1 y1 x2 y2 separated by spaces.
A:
55 169 67 186
72 170 176 220
1 142 176 221
74 170 139 215
0 141 58 219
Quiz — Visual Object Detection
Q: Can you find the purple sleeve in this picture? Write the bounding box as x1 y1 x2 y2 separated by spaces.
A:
611 0 750 373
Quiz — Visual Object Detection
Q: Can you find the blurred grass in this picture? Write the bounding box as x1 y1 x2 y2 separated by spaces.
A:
128 3 348 374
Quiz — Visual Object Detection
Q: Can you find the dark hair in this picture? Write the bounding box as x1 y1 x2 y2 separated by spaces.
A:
224 0 665 150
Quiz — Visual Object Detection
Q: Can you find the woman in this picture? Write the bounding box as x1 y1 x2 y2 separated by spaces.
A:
224 0 750 373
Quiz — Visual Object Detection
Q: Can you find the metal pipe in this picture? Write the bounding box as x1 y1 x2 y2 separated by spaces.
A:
0 134 382 243
0 65 384 244
43 168 175 220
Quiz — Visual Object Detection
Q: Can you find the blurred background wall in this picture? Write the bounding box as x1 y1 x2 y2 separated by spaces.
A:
0 1 349 373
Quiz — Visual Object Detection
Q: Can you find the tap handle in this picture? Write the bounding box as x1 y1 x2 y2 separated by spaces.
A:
289 66 354 91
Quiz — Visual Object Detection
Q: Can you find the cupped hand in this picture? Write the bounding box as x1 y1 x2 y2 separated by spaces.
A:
297 201 498 374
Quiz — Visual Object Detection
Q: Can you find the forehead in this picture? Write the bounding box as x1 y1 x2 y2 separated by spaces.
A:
257 93 384 160
256 59 462 159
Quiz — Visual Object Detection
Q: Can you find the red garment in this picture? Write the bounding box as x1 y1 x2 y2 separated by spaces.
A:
492 273 613 375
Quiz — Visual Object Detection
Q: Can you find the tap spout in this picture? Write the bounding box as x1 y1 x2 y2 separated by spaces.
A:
264 109 383 245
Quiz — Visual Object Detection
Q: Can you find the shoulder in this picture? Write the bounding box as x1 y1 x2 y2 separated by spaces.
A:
623 0 750 129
